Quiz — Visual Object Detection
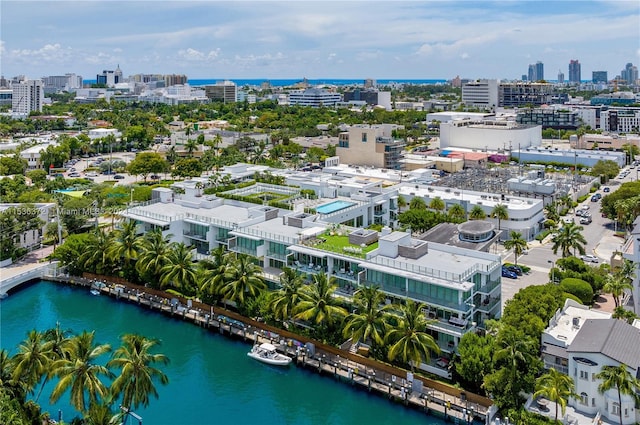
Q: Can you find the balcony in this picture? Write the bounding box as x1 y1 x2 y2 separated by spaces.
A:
475 296 501 314
373 209 387 216
476 279 501 295
229 245 258 257
376 285 472 313
183 230 208 242
266 250 288 261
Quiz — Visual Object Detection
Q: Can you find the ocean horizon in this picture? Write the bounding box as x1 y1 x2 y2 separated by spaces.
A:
83 78 448 86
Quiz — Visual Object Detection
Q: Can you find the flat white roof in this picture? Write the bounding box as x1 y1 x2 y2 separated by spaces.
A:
545 300 611 347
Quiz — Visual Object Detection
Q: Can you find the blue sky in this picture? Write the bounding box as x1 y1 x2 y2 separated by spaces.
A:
1 1 639 80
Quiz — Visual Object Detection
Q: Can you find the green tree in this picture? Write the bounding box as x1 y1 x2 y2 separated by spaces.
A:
342 285 388 348
560 277 594 304
80 229 113 275
590 159 620 181
428 197 445 212
453 332 494 395
533 368 576 423
490 203 509 231
50 331 113 414
26 169 48 188
221 253 266 307
126 152 169 181
294 272 347 330
503 231 528 266
269 267 305 323
597 364 640 425
10 330 51 396
409 197 426 210
0 155 27 176
197 246 229 303
469 205 486 220
602 274 632 308
136 229 173 284
159 242 197 292
447 203 466 221
172 158 203 179
107 334 169 412
397 194 407 212
385 300 440 372
552 222 587 257
108 220 142 277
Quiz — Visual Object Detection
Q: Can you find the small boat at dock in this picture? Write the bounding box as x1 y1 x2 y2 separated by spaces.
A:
247 343 292 366
90 289 100 296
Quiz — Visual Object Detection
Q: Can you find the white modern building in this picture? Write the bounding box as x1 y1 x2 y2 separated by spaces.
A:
601 109 640 134
396 183 545 240
516 146 626 168
622 217 640 315
289 88 342 107
461 79 499 108
11 79 44 116
439 119 542 152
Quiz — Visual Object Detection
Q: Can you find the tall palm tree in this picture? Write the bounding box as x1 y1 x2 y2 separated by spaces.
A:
107 334 169 412
469 205 486 220
429 197 445 212
491 203 509 231
221 253 266 307
50 331 113 414
493 328 535 406
552 222 587 257
597 364 640 425
269 267 305 323
136 229 173 283
397 194 407 212
409 197 426 210
294 273 347 329
503 231 528 266
159 243 197 292
533 368 576 422
0 349 25 402
197 246 229 301
80 229 113 275
385 300 440 372
10 330 50 396
184 139 198 158
108 219 142 271
603 274 633 308
37 322 73 402
447 203 466 221
342 285 388 347
544 201 560 224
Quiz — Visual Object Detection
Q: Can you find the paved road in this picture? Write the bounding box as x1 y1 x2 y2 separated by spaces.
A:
62 152 138 186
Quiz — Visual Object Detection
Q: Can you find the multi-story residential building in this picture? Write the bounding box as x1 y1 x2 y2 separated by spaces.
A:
600 108 640 133
289 88 342 107
592 71 608 84
204 80 237 103
342 89 391 110
566 318 640 425
528 62 544 82
620 63 638 85
439 118 542 152
120 183 503 378
557 70 565 84
11 79 44 115
163 74 188 86
41 74 83 93
0 202 55 250
0 89 12 106
336 124 406 170
396 183 545 240
516 108 579 130
568 60 581 84
461 79 499 108
590 92 638 106
498 82 554 107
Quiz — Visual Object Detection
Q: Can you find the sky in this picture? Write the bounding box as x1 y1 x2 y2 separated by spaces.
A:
1 1 639 81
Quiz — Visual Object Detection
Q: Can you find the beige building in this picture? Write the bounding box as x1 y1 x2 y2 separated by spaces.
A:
573 133 640 151
336 124 405 169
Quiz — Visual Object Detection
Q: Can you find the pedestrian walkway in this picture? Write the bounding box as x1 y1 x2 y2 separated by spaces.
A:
0 246 54 282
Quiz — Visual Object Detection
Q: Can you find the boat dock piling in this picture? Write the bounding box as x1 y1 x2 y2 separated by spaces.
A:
51 274 489 424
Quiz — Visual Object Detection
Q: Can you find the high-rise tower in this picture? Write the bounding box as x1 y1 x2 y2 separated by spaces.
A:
568 60 581 84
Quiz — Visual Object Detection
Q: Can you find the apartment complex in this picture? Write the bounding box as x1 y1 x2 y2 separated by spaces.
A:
527 61 544 82
289 88 342 107
600 109 640 133
568 60 581 84
498 82 553 107
343 89 392 110
336 124 406 170
515 108 579 130
11 79 44 115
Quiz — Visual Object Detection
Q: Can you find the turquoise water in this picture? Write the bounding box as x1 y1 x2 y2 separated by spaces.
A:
1 281 447 425
315 200 356 214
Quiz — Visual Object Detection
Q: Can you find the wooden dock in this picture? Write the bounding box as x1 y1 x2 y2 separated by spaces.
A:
54 274 490 424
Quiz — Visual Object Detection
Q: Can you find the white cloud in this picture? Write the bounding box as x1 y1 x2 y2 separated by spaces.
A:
177 48 221 62
460 53 469 60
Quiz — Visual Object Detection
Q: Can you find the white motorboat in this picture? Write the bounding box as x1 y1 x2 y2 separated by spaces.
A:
90 289 100 296
247 343 292 366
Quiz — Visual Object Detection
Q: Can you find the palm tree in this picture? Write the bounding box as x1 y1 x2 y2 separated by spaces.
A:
50 331 113 414
10 330 50 396
429 197 445 212
469 205 486 220
503 231 528 266
493 328 535 407
544 201 560 223
80 229 113 275
108 219 142 271
397 194 407 212
409 197 426 210
136 229 173 283
385 300 440 372
197 246 229 302
159 243 197 292
597 364 640 425
551 222 587 257
269 267 305 323
491 203 509 231
342 286 388 347
533 368 576 422
36 322 73 402
294 273 347 329
221 253 266 307
447 203 466 221
184 139 198 158
602 274 633 308
0 349 25 402
107 334 169 412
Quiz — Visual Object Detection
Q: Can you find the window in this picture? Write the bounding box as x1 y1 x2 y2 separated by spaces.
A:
361 132 367 142
612 402 620 416
580 392 588 406
592 398 595 407
579 370 589 380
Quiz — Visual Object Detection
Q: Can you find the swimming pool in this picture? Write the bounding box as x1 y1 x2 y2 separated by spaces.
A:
315 200 356 214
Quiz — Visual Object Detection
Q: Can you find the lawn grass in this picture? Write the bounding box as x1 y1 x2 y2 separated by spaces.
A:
314 233 378 258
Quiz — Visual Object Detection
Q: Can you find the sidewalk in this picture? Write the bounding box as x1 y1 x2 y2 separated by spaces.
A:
0 246 54 282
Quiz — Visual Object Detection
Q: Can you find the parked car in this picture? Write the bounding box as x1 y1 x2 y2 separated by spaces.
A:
68 172 81 177
579 217 592 225
580 254 599 263
150 174 160 180
113 174 125 180
501 266 518 279
103 170 115 175
506 265 523 276
603 187 610 193
591 195 599 202
85 172 98 177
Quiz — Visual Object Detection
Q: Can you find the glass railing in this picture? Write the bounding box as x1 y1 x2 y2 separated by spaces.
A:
229 245 258 257
475 296 500 313
476 279 501 295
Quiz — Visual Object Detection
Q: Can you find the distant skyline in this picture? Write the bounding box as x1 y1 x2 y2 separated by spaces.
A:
2 1 639 81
